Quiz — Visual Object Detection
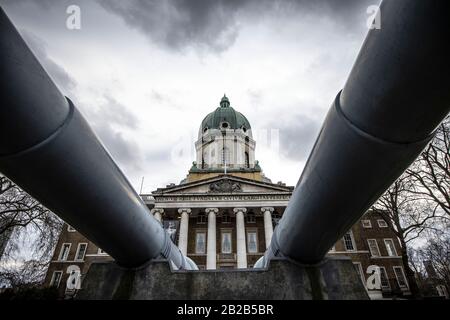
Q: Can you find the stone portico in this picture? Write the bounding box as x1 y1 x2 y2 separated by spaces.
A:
143 175 293 269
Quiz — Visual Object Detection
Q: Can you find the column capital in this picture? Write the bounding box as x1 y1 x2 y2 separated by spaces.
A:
151 208 164 214
205 208 219 214
177 208 192 214
261 207 274 213
233 207 247 214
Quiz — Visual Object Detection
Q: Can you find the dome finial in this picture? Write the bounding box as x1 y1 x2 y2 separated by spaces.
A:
220 94 230 108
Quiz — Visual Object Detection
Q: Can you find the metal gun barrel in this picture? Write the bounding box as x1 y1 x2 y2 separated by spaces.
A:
260 0 450 266
0 8 196 270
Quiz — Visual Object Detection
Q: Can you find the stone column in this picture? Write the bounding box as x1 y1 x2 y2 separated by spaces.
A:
177 208 191 256
261 207 274 249
234 207 247 269
206 208 218 270
151 208 164 223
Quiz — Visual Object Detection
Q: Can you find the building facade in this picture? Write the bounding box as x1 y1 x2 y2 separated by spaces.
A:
44 96 411 298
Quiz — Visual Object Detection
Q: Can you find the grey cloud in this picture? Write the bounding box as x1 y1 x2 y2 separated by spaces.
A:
98 0 376 53
270 112 322 162
100 95 139 129
98 0 241 53
17 29 143 172
93 121 143 172
0 0 61 8
21 30 77 95
3 0 377 53
79 94 142 171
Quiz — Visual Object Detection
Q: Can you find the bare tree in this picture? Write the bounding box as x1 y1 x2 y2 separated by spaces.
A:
420 235 450 289
0 175 62 287
406 116 450 217
372 174 446 299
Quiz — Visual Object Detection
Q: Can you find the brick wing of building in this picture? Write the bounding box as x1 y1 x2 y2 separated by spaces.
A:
44 96 411 299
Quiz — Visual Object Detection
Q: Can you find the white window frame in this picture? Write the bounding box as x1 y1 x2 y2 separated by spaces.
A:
195 231 206 254
353 262 365 285
221 231 232 254
436 285 449 298
67 225 76 232
343 231 356 251
379 266 391 289
97 248 108 255
197 213 206 224
384 238 398 257
377 219 388 228
58 243 71 261
74 243 88 261
221 214 231 224
361 220 372 228
367 239 381 257
393 266 409 289
246 214 256 224
50 271 63 287
246 230 258 253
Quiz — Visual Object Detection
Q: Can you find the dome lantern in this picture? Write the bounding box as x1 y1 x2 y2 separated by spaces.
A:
220 94 230 108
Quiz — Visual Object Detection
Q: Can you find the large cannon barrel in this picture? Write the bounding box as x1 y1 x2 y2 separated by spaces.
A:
0 8 196 270
259 0 450 266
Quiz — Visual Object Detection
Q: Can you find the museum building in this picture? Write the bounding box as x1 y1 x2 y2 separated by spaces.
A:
44 96 410 298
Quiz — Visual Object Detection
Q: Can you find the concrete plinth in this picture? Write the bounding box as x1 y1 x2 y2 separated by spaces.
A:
76 256 369 300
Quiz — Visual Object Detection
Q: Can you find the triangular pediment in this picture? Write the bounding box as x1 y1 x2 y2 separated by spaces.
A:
152 175 293 195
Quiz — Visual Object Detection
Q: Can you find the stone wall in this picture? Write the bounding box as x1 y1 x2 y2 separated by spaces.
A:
76 257 369 300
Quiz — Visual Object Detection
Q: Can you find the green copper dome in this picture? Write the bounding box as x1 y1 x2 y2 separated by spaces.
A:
200 95 251 132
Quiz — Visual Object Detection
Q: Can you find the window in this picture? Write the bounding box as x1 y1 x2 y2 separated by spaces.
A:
197 213 206 224
379 267 390 289
343 231 356 251
222 147 230 165
377 219 388 228
247 231 258 253
393 266 408 289
221 232 232 254
58 243 71 261
367 239 381 257
272 213 281 227
353 262 365 285
361 220 372 228
246 213 256 224
384 239 397 257
50 271 63 287
221 213 231 224
75 243 88 261
244 152 250 168
436 285 449 298
195 232 206 254
67 224 76 232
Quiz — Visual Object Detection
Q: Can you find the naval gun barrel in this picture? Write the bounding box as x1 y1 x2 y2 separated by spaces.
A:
259 0 450 266
0 8 197 270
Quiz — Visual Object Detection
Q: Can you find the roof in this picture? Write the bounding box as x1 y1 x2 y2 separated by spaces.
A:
200 95 251 132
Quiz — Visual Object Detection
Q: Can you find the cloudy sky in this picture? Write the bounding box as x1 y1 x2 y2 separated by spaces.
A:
1 0 378 193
